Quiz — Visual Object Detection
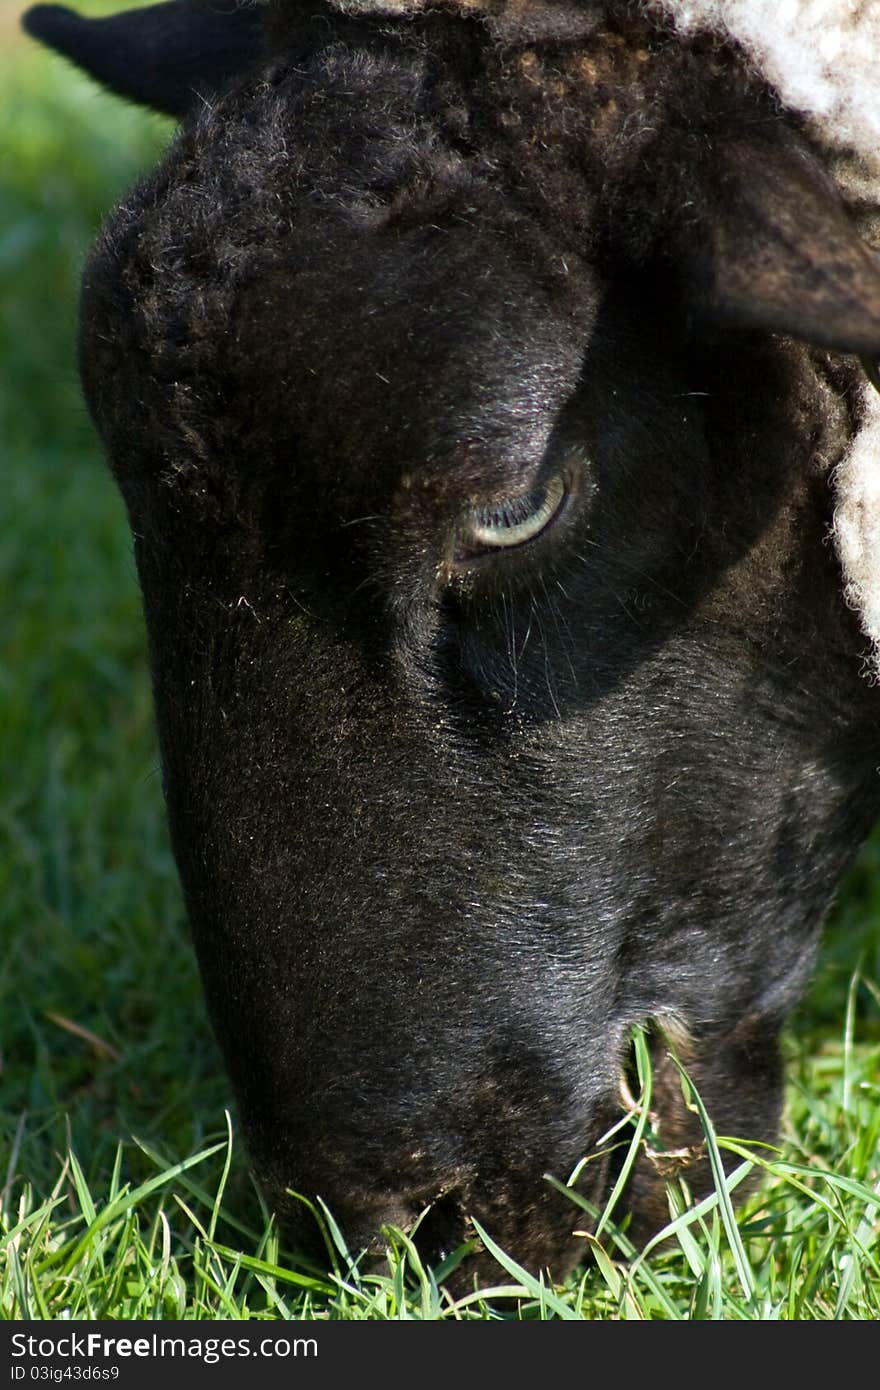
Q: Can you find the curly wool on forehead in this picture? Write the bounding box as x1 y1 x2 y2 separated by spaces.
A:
318 2 880 177
326 2 880 152
655 1 880 174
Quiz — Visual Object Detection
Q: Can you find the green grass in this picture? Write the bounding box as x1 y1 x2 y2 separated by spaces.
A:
2 25 879 1320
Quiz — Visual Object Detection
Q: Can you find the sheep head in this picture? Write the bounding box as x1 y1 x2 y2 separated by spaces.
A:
26 0 880 1280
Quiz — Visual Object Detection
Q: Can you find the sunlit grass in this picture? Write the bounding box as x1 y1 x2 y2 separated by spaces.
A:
3 1023 878 1319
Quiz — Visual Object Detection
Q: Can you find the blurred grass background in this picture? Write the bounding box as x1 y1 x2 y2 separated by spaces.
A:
1 0 878 1317
1 0 260 1231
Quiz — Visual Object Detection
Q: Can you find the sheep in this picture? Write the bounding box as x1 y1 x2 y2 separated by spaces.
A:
23 0 880 1282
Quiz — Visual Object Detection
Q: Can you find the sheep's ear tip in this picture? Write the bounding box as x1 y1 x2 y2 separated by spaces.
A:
22 4 79 43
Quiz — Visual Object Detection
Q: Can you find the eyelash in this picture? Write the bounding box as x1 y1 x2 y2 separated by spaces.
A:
456 474 568 560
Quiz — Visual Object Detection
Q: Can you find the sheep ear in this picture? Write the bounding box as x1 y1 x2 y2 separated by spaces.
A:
686 136 880 361
21 1 264 118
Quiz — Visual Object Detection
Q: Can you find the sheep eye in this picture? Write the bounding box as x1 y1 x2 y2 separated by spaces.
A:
458 474 568 558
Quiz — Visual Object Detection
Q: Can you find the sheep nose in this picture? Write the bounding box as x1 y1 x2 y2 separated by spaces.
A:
272 1176 471 1275
341 1188 469 1272
406 1190 469 1268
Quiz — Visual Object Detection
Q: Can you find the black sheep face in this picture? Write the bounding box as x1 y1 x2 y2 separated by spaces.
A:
26 0 880 1278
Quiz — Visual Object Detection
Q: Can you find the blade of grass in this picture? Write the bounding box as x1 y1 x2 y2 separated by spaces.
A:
468 1219 582 1319
667 1057 758 1309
